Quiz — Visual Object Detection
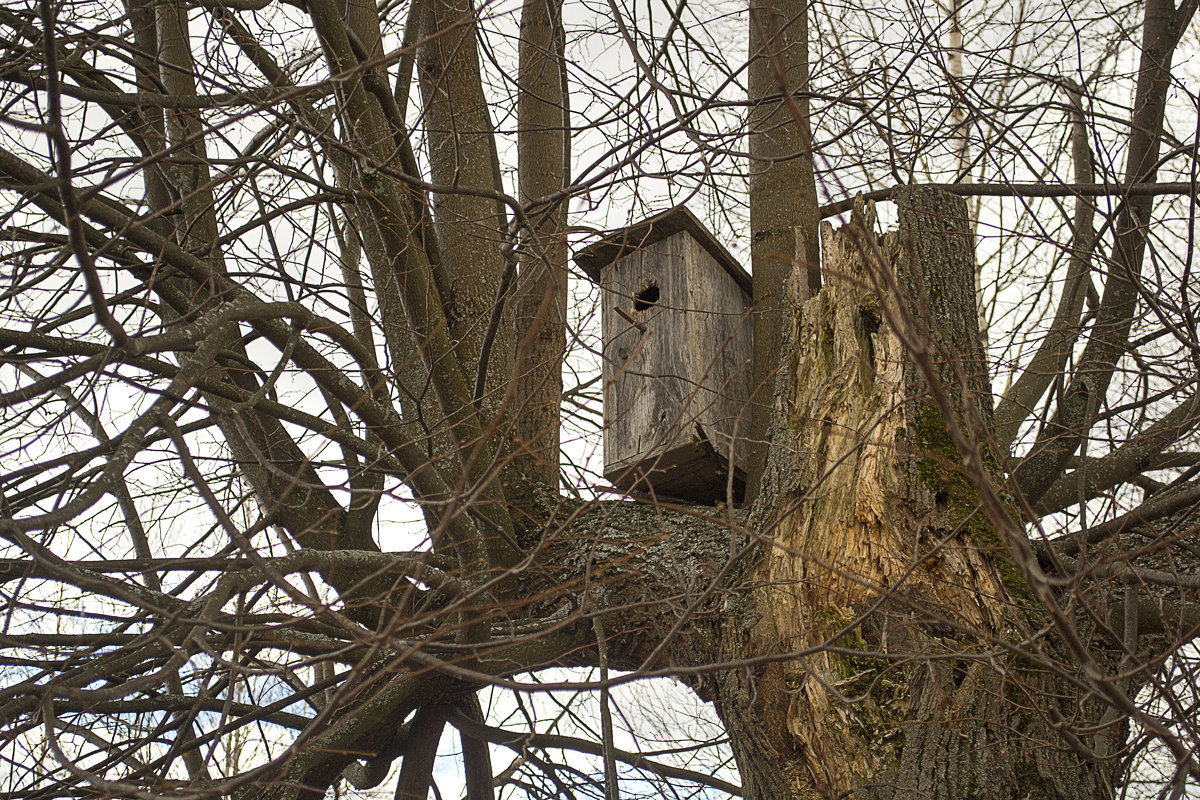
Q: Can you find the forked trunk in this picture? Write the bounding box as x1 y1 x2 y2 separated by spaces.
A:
715 189 1121 800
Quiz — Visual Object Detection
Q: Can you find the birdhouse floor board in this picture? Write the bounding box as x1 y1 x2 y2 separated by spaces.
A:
604 441 746 505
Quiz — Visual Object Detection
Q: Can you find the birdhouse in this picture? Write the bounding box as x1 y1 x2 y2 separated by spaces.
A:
576 206 753 505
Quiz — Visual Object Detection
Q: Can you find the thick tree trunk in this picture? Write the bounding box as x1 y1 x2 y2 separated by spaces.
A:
512 0 568 491
746 0 820 502
715 189 1121 799
416 0 509 391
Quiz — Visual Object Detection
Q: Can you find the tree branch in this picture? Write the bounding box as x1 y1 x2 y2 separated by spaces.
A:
819 181 1199 219
448 708 742 797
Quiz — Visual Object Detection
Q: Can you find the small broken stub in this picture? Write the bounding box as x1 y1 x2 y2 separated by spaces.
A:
634 281 660 312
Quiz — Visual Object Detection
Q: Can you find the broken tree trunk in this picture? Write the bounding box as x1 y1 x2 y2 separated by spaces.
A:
715 188 1121 800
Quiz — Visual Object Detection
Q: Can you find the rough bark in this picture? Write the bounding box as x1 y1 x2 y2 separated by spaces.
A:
715 189 1120 800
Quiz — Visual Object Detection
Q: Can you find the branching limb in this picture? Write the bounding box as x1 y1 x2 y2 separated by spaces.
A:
1015 0 1197 505
448 708 743 797
994 82 1095 453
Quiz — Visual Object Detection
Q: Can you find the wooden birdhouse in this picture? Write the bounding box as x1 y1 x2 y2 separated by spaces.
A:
576 206 753 505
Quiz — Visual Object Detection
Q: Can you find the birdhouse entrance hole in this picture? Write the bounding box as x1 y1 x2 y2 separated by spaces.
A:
634 282 660 312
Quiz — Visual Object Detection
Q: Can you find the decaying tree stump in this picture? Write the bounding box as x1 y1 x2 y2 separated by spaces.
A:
714 188 1120 800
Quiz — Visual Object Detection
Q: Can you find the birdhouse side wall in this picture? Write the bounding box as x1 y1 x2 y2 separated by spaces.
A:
682 234 754 476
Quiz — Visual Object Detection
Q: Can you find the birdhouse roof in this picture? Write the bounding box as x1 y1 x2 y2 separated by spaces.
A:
574 205 751 295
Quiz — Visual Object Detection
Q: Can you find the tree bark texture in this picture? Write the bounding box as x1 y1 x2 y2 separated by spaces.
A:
716 189 1120 799
512 0 568 491
416 0 510 395
747 0 820 501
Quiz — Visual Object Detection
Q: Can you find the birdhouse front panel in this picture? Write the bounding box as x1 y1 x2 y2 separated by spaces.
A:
601 230 692 477
591 213 752 504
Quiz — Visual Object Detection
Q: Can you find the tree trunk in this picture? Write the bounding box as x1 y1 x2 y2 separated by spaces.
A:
416 0 509 392
714 189 1121 799
512 0 568 492
746 0 820 502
